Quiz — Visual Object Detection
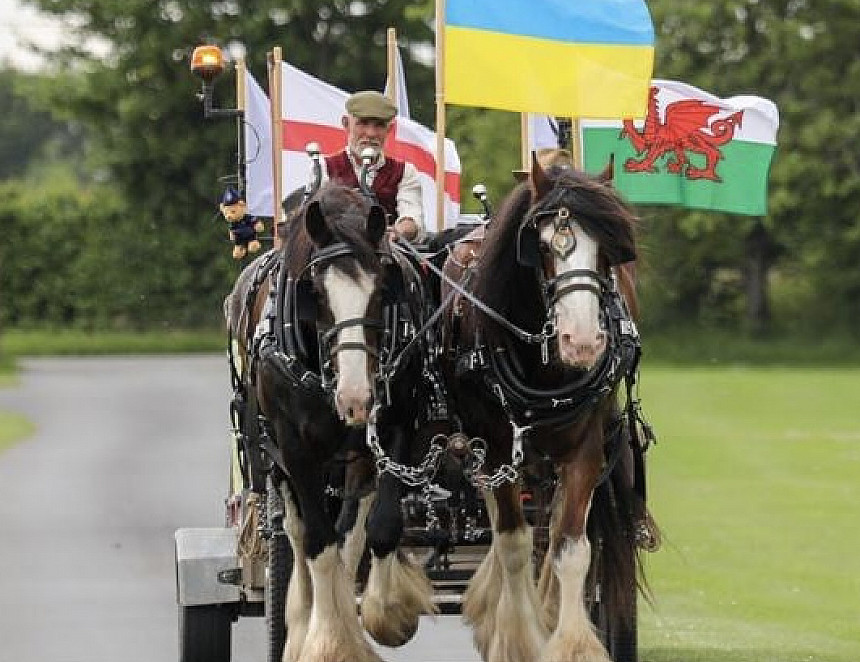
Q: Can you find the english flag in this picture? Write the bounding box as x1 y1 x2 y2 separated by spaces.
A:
244 63 461 227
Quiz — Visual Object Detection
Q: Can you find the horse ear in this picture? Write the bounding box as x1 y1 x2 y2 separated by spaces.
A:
597 154 615 186
366 205 386 245
305 200 332 246
529 151 552 200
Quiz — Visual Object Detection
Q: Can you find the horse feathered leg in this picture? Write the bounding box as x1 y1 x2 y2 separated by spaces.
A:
281 485 312 662
486 525 550 662
361 427 436 647
341 491 374 581
542 534 609 662
542 438 611 662
337 450 377 583
463 491 501 659
361 549 436 647
299 544 384 662
537 492 561 631
480 484 548 662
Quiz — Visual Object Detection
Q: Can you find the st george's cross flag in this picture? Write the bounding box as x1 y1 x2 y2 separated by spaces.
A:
581 79 780 216
242 63 461 225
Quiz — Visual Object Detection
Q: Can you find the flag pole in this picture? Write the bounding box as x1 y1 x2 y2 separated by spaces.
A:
269 47 284 247
235 57 247 195
520 113 530 169
386 27 397 103
434 0 447 232
570 117 583 169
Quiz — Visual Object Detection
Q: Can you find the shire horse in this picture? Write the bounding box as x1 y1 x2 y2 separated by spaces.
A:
225 182 436 662
442 158 653 662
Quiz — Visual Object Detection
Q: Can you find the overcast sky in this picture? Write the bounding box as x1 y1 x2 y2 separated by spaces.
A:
0 0 66 70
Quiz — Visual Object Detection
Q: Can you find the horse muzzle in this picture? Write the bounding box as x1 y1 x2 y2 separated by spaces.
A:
559 330 607 370
335 386 373 426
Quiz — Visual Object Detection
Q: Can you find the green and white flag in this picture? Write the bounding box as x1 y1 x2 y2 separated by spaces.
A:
581 79 779 216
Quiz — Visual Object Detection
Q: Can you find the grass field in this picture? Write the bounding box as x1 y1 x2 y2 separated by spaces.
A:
0 328 224 357
637 366 860 662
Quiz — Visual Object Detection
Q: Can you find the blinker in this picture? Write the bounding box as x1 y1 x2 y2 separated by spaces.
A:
516 225 541 268
295 279 318 322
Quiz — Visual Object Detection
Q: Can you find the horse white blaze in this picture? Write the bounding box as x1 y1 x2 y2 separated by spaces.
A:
543 222 606 369
323 265 376 424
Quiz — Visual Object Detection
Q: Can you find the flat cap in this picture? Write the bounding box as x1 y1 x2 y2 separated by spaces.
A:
345 91 397 121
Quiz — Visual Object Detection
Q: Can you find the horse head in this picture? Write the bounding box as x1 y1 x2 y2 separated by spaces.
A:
521 156 637 370
292 184 388 425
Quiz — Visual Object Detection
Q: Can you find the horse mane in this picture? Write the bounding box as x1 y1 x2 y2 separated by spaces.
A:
464 182 540 340
279 182 383 278
464 167 639 342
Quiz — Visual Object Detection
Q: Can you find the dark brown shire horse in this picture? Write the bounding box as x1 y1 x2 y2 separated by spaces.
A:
225 182 436 662
441 158 655 662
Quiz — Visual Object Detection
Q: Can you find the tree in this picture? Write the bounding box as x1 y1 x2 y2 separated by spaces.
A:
17 0 436 327
643 0 860 334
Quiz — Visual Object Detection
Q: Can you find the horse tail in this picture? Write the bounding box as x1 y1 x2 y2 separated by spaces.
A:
586 439 652 630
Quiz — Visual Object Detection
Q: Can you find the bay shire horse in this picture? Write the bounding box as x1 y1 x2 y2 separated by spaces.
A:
226 182 436 662
442 158 654 662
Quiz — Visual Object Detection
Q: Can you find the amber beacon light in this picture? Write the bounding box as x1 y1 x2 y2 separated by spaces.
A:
190 44 225 81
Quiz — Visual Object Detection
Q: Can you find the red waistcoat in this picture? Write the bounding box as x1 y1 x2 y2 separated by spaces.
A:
325 151 405 220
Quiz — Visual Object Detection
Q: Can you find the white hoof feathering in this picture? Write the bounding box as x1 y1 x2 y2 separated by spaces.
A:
462 540 501 660
485 528 549 662
281 490 311 662
299 545 383 662
541 536 611 662
361 551 437 647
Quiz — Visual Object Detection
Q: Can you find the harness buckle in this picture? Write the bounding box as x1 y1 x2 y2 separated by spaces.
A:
620 319 639 338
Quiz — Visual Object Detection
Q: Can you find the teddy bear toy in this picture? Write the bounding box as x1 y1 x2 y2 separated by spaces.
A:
219 187 265 259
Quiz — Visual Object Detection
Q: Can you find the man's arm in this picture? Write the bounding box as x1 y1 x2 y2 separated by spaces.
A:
394 162 425 241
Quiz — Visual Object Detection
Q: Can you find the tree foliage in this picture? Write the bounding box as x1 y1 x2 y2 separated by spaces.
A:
2 0 859 335
641 0 860 333
8 0 436 329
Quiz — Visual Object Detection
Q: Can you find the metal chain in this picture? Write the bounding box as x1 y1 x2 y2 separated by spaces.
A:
365 406 446 487
462 422 528 490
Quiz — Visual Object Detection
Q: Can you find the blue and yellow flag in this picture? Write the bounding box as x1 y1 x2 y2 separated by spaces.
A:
444 0 655 118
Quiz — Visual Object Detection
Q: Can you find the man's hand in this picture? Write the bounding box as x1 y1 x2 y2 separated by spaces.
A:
391 217 419 241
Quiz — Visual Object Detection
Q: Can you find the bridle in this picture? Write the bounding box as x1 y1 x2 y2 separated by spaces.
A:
293 241 387 392
517 187 611 324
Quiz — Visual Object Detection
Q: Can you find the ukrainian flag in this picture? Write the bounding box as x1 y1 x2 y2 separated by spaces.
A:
444 0 655 118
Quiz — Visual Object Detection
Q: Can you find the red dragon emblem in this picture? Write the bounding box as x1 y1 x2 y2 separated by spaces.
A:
620 86 744 182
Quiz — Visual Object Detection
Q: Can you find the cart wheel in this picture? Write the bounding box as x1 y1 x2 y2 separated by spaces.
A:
266 479 292 662
178 604 232 662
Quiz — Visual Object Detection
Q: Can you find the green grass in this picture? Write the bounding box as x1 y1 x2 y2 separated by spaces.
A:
0 411 34 453
641 327 860 367
0 327 225 357
637 367 860 662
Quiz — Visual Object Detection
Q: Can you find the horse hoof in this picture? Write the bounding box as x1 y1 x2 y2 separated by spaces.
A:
363 610 420 647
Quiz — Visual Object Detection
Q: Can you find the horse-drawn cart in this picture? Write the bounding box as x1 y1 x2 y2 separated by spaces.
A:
176 40 658 662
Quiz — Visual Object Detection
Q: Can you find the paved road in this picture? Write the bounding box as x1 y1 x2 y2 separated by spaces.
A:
0 356 480 662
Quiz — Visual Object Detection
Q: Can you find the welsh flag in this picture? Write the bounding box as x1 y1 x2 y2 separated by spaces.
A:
244 63 461 226
581 79 779 216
